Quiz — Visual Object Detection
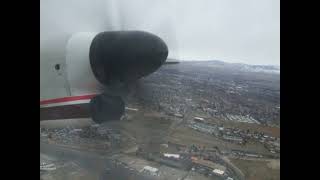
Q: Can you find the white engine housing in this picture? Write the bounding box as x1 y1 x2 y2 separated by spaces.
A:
66 32 104 96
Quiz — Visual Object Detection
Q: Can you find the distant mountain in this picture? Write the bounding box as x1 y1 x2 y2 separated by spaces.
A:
179 60 280 74
234 63 280 74
165 58 180 63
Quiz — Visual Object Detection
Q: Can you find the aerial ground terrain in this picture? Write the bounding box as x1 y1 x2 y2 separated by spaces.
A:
41 61 280 180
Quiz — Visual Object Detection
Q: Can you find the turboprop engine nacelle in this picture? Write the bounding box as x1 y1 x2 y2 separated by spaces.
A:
66 31 168 94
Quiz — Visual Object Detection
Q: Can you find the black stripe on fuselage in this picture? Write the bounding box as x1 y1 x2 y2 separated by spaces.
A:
40 103 91 121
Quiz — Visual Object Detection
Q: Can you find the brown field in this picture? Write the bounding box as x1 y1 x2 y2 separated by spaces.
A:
206 118 280 137
230 158 280 180
168 126 271 154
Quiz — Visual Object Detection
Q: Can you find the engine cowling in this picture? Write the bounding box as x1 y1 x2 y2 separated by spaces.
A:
89 31 168 85
66 31 168 95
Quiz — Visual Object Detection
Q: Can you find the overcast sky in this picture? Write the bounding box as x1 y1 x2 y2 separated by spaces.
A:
114 0 280 65
41 0 280 65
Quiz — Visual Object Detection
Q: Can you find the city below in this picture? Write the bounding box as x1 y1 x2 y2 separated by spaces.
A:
40 60 280 180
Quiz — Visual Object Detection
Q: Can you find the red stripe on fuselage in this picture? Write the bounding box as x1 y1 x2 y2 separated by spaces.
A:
40 94 97 105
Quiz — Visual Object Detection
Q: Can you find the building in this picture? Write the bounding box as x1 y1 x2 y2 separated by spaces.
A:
192 158 226 172
222 135 243 144
141 166 159 176
161 144 169 148
194 117 205 122
147 153 192 170
164 153 180 159
40 163 56 171
212 169 225 176
245 153 262 158
125 107 139 111
174 113 184 118
191 156 198 161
